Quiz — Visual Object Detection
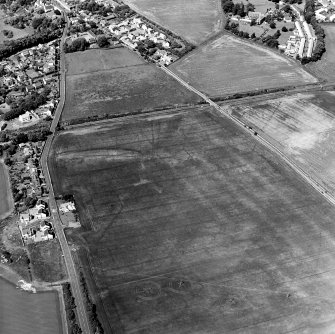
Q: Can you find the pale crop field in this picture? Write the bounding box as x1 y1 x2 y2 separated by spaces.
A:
170 34 317 98
226 91 335 195
123 0 223 44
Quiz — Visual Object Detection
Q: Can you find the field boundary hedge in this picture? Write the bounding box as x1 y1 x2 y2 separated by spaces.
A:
58 102 205 129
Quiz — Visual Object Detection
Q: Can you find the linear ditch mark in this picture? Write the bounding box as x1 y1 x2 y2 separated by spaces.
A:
66 62 150 77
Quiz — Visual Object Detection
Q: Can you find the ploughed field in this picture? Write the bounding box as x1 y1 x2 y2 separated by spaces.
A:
306 24 335 82
50 106 335 333
123 0 222 44
226 91 335 196
62 48 202 123
170 35 317 98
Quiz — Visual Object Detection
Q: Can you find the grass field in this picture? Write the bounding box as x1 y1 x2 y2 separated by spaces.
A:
50 106 335 333
226 91 335 196
28 239 67 283
306 24 335 82
170 34 317 98
0 161 13 220
123 0 223 44
62 48 202 122
0 278 62 334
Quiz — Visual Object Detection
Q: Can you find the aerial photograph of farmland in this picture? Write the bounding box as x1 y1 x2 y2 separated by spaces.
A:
49 108 335 333
122 0 223 44
170 34 317 98
227 91 335 195
62 48 202 123
3 0 335 333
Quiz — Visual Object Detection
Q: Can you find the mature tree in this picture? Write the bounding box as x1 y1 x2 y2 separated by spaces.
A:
97 35 109 47
269 21 276 29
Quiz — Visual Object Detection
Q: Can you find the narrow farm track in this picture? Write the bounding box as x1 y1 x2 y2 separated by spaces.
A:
40 16 92 334
161 66 335 208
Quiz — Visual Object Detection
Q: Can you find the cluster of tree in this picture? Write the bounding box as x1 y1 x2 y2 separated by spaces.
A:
268 0 302 4
221 0 255 15
302 0 325 63
77 0 113 16
114 4 134 19
63 283 82 334
0 122 51 146
1 251 12 263
32 16 64 31
0 27 63 60
97 35 109 48
262 34 280 48
225 21 280 48
2 29 13 38
4 14 30 29
64 37 89 53
3 88 51 121
79 272 104 334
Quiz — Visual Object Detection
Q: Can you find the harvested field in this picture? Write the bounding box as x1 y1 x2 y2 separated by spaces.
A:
306 24 335 81
62 48 202 122
170 34 317 98
226 91 335 195
123 0 223 44
65 48 146 75
50 106 335 333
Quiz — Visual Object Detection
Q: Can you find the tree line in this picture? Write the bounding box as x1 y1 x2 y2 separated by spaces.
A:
2 87 51 121
221 0 255 16
79 271 104 334
302 0 326 63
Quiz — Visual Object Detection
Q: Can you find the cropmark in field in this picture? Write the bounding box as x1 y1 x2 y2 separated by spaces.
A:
62 48 202 123
123 0 223 45
227 90 335 196
170 34 317 98
50 106 335 333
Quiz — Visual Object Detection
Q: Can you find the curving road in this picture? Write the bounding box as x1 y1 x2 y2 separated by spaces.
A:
162 66 335 207
40 15 92 334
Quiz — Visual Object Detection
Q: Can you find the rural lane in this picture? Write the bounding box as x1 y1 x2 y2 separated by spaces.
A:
40 16 92 334
161 66 335 208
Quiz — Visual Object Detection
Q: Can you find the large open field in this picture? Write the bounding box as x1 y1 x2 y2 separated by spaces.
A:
62 48 202 123
307 24 335 82
123 0 223 44
225 91 335 195
50 106 335 333
170 35 317 98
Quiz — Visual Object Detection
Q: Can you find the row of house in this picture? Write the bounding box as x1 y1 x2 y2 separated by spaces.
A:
282 5 316 58
315 0 335 21
108 16 177 65
14 144 55 244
